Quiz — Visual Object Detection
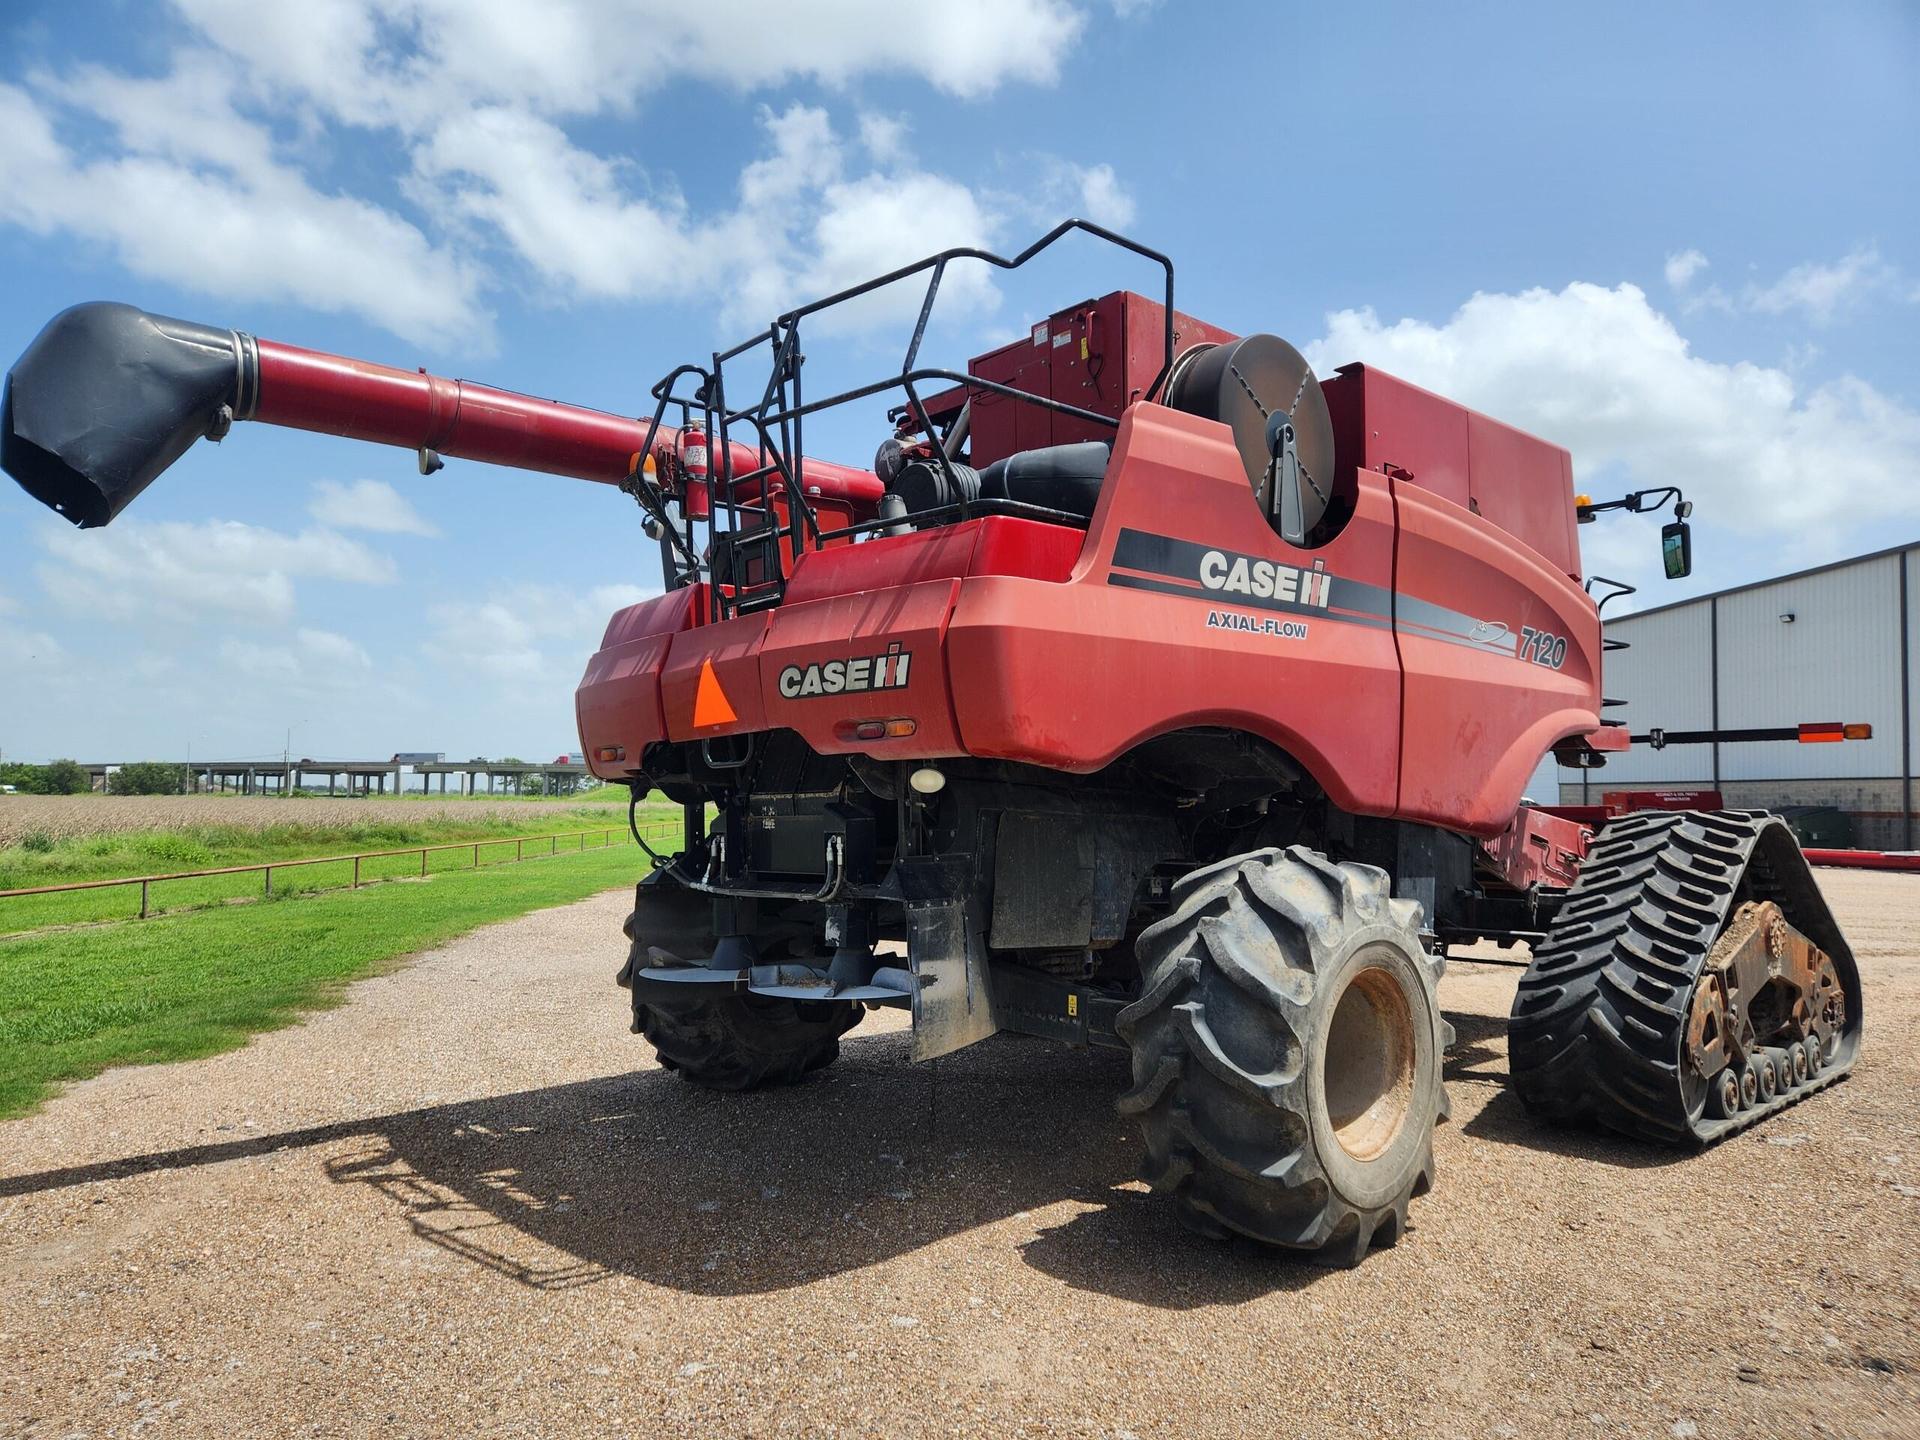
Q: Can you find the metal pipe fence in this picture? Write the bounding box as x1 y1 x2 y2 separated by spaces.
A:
0 822 680 928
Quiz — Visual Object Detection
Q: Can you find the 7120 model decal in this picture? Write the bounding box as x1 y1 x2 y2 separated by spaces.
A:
1518 626 1568 670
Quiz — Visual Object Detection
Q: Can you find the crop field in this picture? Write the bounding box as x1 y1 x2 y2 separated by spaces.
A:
0 793 630 846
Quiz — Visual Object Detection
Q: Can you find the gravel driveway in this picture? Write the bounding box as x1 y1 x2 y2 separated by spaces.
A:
2 872 1917 1438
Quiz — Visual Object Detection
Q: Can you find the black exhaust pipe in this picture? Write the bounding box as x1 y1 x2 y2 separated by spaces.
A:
2 302 249 528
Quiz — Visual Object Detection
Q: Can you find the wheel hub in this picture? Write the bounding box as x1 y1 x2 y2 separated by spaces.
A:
1324 964 1417 1162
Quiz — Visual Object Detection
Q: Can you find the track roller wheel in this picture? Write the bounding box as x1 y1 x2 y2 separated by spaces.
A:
1116 846 1449 1265
1709 1068 1742 1120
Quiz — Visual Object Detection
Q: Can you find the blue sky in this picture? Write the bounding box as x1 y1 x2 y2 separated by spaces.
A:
1 1 1916 764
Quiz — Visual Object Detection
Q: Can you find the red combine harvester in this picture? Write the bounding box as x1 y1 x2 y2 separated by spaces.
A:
3 222 1863 1263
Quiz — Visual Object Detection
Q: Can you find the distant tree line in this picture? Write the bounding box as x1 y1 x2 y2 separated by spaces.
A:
0 759 190 795
0 759 90 794
108 762 188 795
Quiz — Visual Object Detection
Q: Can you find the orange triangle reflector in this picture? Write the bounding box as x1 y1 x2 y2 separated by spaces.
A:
692 658 738 728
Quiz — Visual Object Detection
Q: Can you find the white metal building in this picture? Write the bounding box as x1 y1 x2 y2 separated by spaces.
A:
1557 541 1920 849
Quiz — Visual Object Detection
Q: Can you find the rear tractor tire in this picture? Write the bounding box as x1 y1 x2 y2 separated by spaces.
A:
639 992 861 1092
1116 846 1450 1265
620 876 861 1091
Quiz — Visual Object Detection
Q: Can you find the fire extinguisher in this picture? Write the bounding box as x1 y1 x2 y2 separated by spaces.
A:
678 426 709 485
676 425 712 519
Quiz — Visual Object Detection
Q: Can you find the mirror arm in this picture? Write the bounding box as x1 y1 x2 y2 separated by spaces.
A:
1577 485 1691 524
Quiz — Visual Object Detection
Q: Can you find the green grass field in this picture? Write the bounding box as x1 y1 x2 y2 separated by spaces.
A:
0 808 680 933
0 842 647 1119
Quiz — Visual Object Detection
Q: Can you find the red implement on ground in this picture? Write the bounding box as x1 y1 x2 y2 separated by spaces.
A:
3 221 1864 1264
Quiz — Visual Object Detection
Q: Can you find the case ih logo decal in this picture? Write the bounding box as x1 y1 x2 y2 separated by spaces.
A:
1198 549 1334 608
778 644 912 699
1105 527 1570 669
1106 528 1357 625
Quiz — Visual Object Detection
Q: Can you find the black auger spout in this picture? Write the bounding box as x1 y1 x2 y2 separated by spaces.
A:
3 302 248 528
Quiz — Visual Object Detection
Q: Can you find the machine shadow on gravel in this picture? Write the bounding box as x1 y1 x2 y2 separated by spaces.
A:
303 1028 1353 1305
0 1034 1328 1305
0 1006 1693 1298
1443 1008 1694 1170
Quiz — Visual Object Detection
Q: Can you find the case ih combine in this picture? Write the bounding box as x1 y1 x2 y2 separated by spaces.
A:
3 223 1863 1263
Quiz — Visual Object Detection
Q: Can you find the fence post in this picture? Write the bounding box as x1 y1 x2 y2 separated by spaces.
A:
421 848 428 877
473 843 480 869
550 835 556 856
516 838 524 862
265 865 273 897
140 878 150 919
352 856 361 888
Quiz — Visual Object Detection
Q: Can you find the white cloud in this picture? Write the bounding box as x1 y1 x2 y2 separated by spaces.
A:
1306 280 1920 550
412 105 703 303
1073 163 1137 229
0 3 1126 351
1664 248 1708 290
1746 244 1896 325
1669 243 1911 325
428 581 655 684
220 627 374 685
308 480 441 537
173 0 1087 113
36 520 397 625
0 79 489 351
412 101 1009 333
0 619 64 668
858 113 911 167
997 155 1139 236
0 592 19 618
295 628 374 669
788 169 1004 333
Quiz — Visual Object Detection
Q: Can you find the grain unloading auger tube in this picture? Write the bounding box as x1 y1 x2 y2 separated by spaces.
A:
0 301 881 529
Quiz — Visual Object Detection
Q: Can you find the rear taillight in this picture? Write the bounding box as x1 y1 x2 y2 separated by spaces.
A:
1797 722 1872 743
837 718 917 742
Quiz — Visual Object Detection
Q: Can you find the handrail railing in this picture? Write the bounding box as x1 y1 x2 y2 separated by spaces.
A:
635 219 1175 620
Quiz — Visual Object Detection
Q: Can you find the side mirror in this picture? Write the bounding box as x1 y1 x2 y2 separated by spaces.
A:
1661 519 1692 579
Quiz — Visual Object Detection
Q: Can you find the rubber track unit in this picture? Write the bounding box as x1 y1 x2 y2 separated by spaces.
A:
639 993 861 1091
1114 846 1449 1265
1508 809 1863 1146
